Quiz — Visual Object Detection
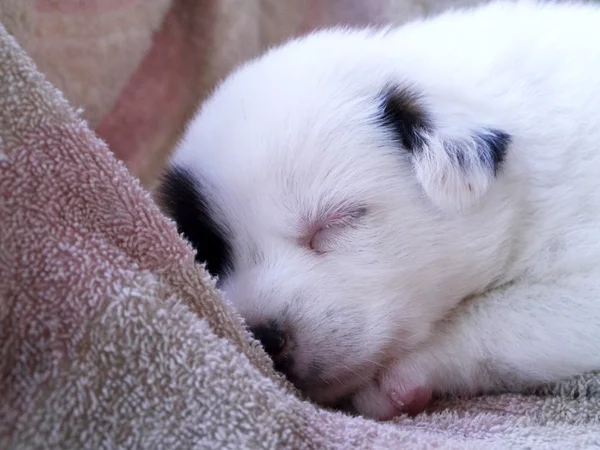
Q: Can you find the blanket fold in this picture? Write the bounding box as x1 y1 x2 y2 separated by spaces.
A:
1 1 599 449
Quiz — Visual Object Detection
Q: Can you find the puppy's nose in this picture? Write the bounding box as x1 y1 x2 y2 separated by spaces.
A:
250 323 287 358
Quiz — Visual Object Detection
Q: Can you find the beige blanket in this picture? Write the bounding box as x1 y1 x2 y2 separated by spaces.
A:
1 1 599 448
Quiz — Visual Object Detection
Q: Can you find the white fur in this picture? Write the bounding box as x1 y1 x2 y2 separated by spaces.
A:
170 0 600 419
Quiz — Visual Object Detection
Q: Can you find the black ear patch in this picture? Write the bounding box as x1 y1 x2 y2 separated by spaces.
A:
379 85 432 152
447 128 511 176
157 166 233 279
473 128 511 175
379 85 511 178
377 84 512 212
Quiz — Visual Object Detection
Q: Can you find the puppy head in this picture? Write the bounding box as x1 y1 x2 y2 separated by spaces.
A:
158 29 515 404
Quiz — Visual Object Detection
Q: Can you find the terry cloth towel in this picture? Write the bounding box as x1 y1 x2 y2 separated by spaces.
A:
1 1 600 449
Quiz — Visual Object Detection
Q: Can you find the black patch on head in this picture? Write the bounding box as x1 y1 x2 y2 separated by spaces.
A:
157 165 233 279
476 128 511 175
379 85 432 152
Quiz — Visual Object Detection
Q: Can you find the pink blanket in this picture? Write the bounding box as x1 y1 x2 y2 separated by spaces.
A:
1 1 599 448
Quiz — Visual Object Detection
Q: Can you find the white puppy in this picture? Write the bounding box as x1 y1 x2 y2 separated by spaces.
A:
158 0 600 420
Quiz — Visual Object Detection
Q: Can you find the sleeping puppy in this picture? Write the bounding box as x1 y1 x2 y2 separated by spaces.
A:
157 0 600 420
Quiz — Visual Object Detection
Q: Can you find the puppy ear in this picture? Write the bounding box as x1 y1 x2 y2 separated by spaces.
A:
380 86 511 213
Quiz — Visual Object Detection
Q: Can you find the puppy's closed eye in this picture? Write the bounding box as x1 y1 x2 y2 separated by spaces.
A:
302 206 367 254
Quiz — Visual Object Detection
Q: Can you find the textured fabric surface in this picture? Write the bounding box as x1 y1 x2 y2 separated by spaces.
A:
1 1 600 449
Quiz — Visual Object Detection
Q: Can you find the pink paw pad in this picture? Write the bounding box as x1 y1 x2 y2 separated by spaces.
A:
389 386 433 416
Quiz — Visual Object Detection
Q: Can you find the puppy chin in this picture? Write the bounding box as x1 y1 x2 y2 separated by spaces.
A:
302 366 378 406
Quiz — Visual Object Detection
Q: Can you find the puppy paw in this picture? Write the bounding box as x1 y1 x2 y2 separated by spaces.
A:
351 379 402 421
380 358 434 416
385 384 433 417
351 355 436 420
